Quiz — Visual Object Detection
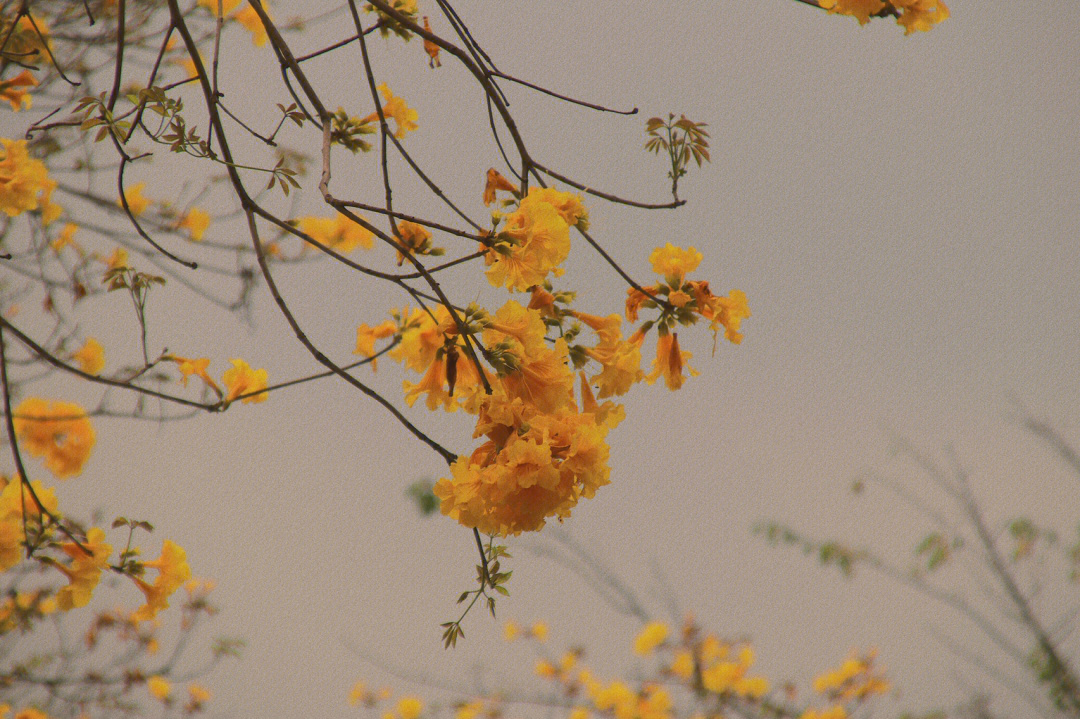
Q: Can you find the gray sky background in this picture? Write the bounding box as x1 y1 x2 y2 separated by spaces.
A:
8 1 1080 717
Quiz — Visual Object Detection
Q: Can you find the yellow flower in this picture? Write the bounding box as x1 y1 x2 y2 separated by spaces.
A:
167 355 221 394
119 182 151 216
483 168 518 206
233 5 269 47
585 333 644 399
892 0 949 34
178 207 210 241
131 540 192 622
72 338 105 375
12 398 95 479
50 222 78 253
0 70 37 111
669 650 694 679
503 620 520 641
485 191 572 291
530 621 549 641
55 528 111 610
649 243 702 283
147 675 171 701
188 684 211 704
0 138 55 218
362 84 419 139
817 0 885 25
104 246 129 270
422 16 441 68
535 659 557 678
297 213 374 254
525 187 588 230
645 333 697 391
394 220 439 265
633 621 669 656
354 320 397 370
395 697 423 719
348 681 369 707
222 358 269 404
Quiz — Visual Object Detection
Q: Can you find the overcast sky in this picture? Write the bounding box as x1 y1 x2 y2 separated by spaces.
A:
11 1 1080 717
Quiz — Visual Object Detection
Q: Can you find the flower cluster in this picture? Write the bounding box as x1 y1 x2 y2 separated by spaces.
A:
0 139 60 224
12 398 96 479
347 180 748 536
818 0 949 34
349 617 894 719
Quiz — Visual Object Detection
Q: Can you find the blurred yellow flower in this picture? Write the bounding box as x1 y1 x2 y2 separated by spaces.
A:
131 540 192 622
179 207 210 241
395 696 423 719
12 398 95 479
119 182 150 216
0 138 55 218
0 70 37 111
234 5 269 47
633 621 669 656
72 338 105 375
147 675 171 701
55 528 111 610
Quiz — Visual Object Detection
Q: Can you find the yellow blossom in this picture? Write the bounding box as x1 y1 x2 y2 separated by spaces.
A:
422 16 441 67
188 684 211 704
104 246 129 270
486 190 572 291
362 84 418 139
72 338 105 375
535 659 557 678
233 5 269 47
50 223 78 253
633 621 669 656
348 681 369 707
147 675 171 701
483 168 518 206
167 355 221 394
0 138 55 218
645 333 698 391
55 528 111 610
119 182 150 216
12 398 95 479
503 620 520 641
585 333 644 399
817 0 885 24
395 697 423 719
298 213 374 254
893 0 949 33
0 70 37 111
131 540 192 622
649 243 702 283
394 220 440 265
179 207 210 241
669 650 694 679
530 621 549 641
354 320 398 370
222 358 269 404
